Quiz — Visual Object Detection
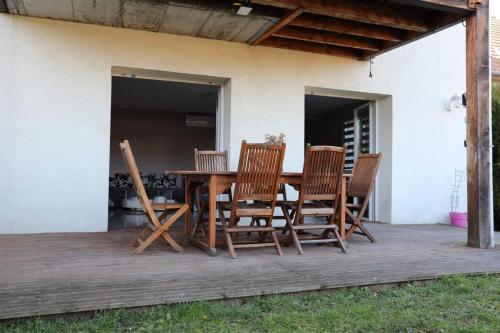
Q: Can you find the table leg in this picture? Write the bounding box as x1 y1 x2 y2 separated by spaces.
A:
184 176 191 236
340 176 346 241
208 175 217 256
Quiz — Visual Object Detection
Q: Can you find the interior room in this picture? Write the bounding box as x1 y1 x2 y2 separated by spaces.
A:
108 76 219 229
305 94 372 171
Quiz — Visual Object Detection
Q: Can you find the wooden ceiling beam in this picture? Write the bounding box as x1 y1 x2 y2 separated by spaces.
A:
289 14 405 42
253 8 305 45
387 0 474 14
251 0 432 31
274 27 382 51
260 36 362 60
360 12 463 60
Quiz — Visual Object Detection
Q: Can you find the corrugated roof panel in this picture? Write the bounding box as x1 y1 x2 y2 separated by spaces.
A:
21 0 73 20
159 5 211 36
73 0 120 27
121 0 166 31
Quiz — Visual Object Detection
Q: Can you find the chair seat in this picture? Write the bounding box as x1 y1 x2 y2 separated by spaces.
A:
282 201 335 215
218 201 273 217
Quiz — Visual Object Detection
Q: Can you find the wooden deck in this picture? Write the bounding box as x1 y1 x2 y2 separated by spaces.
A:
0 223 498 319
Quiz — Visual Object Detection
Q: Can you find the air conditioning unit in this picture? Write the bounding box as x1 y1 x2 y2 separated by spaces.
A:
185 115 215 128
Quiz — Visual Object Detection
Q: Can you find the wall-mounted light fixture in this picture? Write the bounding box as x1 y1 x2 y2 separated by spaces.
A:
446 94 466 112
233 1 253 16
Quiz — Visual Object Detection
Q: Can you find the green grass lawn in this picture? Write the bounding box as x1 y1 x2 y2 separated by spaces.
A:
1 275 499 333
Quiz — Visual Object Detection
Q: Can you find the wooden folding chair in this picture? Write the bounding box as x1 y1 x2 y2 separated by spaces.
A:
251 183 288 230
192 149 231 239
119 140 189 254
345 153 382 242
217 141 286 259
281 145 347 255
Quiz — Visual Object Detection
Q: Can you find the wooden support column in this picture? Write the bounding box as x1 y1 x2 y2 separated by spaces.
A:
466 0 495 248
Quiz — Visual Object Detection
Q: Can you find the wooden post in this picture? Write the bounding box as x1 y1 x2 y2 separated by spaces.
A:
466 0 495 248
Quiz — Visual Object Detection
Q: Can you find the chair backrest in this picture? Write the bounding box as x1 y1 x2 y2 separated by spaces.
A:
233 141 286 202
347 153 382 199
300 145 346 202
194 149 229 172
119 140 154 214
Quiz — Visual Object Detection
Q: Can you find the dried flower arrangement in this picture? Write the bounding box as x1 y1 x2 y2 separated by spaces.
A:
264 133 286 146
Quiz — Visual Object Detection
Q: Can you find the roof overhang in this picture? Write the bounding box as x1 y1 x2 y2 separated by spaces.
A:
1 0 476 60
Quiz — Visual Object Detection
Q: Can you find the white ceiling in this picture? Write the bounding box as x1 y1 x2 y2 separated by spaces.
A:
111 77 218 114
305 94 366 118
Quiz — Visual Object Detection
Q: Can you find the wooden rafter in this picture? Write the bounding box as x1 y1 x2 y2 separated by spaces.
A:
290 14 405 42
274 27 382 51
387 0 474 14
260 37 362 59
360 12 464 60
251 0 432 31
252 8 304 45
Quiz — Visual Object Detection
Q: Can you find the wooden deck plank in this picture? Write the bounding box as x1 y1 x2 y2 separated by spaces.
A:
0 224 498 319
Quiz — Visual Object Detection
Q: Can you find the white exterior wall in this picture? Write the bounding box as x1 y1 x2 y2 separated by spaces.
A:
0 15 466 233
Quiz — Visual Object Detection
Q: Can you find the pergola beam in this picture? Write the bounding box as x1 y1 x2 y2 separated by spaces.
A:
289 14 405 42
274 27 382 51
253 8 305 45
361 12 463 60
387 0 474 14
260 37 362 59
252 0 432 31
465 0 495 248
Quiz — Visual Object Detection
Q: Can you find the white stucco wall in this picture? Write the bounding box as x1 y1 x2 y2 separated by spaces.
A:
0 14 466 233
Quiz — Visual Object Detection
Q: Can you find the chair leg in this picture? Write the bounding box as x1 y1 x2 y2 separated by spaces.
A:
332 227 347 253
282 205 303 255
357 221 376 243
225 231 237 259
218 204 237 258
289 228 303 255
271 231 283 256
134 205 188 254
130 226 150 246
192 201 207 238
345 207 376 242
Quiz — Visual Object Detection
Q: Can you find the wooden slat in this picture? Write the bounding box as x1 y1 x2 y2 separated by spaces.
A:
387 0 474 14
290 14 405 42
260 36 362 60
465 0 495 249
253 8 304 45
0 224 498 319
252 0 432 31
274 27 382 51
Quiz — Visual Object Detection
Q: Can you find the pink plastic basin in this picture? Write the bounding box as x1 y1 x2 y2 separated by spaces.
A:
449 212 468 228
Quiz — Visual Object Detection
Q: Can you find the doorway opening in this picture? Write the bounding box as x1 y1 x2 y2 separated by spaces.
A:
305 94 374 172
305 93 375 218
108 76 220 229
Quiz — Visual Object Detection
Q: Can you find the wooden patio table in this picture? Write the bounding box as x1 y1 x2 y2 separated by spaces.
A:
165 170 349 256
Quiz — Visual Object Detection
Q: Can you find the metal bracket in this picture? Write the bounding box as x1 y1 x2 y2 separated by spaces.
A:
469 0 482 8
